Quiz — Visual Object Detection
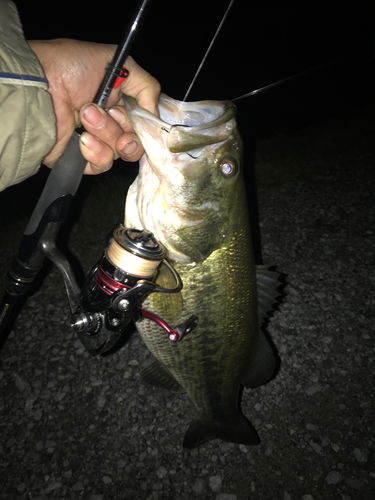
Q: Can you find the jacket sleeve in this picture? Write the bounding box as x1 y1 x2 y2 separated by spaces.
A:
0 0 56 191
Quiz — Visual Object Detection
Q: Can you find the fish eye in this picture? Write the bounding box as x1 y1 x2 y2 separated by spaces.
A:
220 158 237 178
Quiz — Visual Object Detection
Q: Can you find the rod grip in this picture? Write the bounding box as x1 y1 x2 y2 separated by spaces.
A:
24 133 86 236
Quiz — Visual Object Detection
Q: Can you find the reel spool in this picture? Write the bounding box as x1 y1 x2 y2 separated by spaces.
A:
107 226 166 279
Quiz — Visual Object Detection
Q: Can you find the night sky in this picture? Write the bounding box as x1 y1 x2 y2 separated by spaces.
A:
13 0 375 133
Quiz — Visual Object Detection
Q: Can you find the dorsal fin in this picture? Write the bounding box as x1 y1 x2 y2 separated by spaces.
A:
256 266 282 325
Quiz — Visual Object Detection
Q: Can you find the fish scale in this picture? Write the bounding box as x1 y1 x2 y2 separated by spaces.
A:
140 226 256 412
123 93 281 448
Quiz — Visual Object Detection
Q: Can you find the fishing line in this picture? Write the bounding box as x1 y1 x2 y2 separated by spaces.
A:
106 236 161 277
183 0 235 102
231 51 358 102
182 0 360 106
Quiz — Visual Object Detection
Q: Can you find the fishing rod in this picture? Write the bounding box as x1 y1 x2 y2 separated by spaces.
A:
0 0 143 342
0 0 199 354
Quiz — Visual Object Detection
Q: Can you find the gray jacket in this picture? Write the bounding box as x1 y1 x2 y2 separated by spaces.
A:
0 0 55 191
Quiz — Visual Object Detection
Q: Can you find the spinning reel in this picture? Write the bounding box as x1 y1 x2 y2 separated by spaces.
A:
70 225 198 355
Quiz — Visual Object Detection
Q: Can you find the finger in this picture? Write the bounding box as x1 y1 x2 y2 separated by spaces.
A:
80 132 114 174
80 103 123 152
118 56 161 115
107 106 144 161
116 132 144 162
107 106 134 132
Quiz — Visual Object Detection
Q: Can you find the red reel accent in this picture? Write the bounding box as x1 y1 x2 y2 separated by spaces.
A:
95 266 129 295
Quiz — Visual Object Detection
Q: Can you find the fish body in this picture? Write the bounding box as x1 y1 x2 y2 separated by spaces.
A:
123 94 279 448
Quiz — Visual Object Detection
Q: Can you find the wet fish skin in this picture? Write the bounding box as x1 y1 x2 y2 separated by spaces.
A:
123 94 279 448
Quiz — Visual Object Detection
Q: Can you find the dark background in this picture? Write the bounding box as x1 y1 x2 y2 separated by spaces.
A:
13 0 375 134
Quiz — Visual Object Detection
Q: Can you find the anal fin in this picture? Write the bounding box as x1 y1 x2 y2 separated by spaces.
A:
141 358 184 393
242 329 276 388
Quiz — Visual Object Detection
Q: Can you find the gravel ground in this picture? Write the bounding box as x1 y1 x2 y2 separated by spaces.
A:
0 100 374 500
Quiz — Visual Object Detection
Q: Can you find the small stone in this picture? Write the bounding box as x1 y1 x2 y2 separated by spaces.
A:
209 475 222 492
239 444 250 453
128 359 139 366
41 481 62 494
33 409 43 421
321 437 330 447
73 481 84 491
309 442 322 454
115 358 128 370
346 477 364 490
305 384 322 396
25 397 35 410
152 481 163 491
325 471 342 485
35 441 44 451
102 476 112 484
192 478 206 494
97 396 106 408
89 495 104 500
265 441 274 456
353 448 368 463
306 423 319 431
331 443 340 452
216 494 237 500
14 373 31 394
17 483 26 493
283 493 292 500
302 496 314 500
156 466 168 479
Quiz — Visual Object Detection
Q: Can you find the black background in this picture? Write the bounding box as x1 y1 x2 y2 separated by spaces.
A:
13 0 375 134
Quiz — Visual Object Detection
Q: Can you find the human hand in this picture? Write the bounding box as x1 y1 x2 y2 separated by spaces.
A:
28 39 160 174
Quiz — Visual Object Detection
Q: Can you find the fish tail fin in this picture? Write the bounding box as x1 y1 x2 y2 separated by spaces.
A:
183 415 260 449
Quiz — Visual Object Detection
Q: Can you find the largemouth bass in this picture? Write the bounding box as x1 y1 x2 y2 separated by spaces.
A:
123 93 280 448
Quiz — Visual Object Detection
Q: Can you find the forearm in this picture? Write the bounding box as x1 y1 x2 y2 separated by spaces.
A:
0 0 56 191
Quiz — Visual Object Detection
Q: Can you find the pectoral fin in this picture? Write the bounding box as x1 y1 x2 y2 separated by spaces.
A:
183 415 260 449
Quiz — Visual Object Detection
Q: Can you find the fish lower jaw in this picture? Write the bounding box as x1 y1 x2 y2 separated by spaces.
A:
166 252 195 265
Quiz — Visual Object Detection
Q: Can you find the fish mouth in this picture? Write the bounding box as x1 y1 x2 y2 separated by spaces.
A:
123 94 237 153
